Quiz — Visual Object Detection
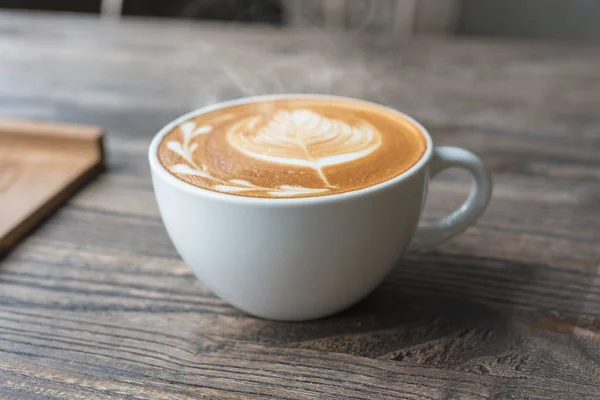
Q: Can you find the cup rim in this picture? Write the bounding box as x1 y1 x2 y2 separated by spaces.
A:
148 94 433 206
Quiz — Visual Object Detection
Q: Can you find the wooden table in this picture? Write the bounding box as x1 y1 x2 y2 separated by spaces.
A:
1 11 599 399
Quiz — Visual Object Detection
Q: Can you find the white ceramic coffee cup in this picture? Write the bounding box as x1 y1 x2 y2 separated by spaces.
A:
149 94 492 321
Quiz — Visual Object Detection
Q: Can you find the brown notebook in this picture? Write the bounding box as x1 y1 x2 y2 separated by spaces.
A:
0 119 105 255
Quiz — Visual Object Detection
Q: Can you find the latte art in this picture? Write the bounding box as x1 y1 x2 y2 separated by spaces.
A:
157 98 427 198
227 109 382 187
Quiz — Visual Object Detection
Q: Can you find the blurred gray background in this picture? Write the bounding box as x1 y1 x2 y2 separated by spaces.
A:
459 0 600 42
1 0 599 42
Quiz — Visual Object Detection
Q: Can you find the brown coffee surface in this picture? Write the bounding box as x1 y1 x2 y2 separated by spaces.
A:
158 97 427 198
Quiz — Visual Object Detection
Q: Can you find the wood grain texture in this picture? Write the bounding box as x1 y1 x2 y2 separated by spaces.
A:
0 119 104 254
0 10 599 399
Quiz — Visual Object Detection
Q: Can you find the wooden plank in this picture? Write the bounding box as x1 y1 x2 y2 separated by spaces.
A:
0 119 104 255
1 309 599 399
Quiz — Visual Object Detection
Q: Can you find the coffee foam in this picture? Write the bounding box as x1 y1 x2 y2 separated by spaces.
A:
158 98 427 198
226 108 382 187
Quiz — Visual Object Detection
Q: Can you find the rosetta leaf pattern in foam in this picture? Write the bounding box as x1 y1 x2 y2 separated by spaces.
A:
164 110 381 196
226 109 382 187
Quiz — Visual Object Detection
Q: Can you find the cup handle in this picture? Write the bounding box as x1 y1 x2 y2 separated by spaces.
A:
409 146 492 250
